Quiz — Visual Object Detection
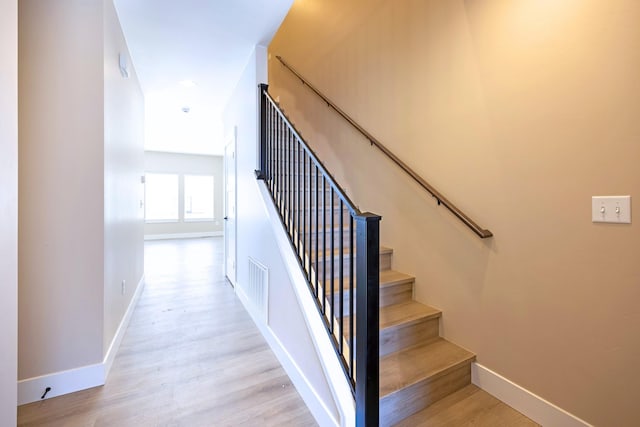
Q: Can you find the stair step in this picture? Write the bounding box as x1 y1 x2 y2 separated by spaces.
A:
394 384 540 427
379 302 441 356
380 301 440 330
345 301 441 356
322 269 413 318
379 270 414 306
379 338 475 425
306 226 353 247
313 246 393 278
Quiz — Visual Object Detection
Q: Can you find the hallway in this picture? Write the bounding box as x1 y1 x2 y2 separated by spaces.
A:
18 237 316 426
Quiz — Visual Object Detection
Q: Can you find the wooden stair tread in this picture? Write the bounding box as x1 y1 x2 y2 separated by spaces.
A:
393 384 540 427
328 269 412 292
380 301 440 330
344 301 440 331
379 269 414 287
380 338 475 397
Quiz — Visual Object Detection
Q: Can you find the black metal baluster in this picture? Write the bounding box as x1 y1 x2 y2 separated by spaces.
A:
272 106 277 192
296 143 303 252
265 104 270 188
281 124 286 225
289 128 293 236
274 113 278 198
307 156 312 279
269 105 273 186
339 199 344 354
292 135 296 242
322 177 327 315
285 127 293 229
270 104 274 186
278 118 283 215
314 165 319 298
269 104 273 192
302 151 309 280
275 116 279 208
349 214 355 379
285 126 289 227
330 190 335 333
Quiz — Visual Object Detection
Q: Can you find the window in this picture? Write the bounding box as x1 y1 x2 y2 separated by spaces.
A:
145 173 179 222
184 175 214 220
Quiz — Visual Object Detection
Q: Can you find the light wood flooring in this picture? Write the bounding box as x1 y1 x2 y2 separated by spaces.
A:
18 237 317 427
396 384 539 427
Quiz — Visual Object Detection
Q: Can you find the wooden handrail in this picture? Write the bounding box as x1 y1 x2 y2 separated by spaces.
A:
275 55 493 239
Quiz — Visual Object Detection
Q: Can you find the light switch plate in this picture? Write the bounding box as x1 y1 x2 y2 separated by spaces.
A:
592 195 631 223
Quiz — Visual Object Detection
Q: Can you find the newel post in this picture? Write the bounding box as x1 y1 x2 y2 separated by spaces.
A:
256 83 269 180
355 212 381 427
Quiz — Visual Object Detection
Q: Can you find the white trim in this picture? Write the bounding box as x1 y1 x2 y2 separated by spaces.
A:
18 364 104 406
103 275 145 378
223 127 237 287
472 363 592 427
236 287 339 427
144 231 222 240
18 275 146 406
143 149 222 157
258 181 355 427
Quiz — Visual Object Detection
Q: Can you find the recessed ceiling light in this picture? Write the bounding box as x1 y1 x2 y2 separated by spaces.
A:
179 80 197 88
181 106 191 113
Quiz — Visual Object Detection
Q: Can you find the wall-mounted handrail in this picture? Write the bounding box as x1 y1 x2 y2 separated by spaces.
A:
275 55 493 239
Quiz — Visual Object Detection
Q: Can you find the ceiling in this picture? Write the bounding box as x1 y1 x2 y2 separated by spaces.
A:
113 0 293 155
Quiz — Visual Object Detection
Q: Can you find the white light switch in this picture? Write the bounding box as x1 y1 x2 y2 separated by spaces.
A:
592 196 631 223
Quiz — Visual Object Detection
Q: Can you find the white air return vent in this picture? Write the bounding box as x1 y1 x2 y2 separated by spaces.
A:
247 257 269 322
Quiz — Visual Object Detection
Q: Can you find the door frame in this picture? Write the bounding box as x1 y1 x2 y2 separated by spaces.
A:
224 126 237 287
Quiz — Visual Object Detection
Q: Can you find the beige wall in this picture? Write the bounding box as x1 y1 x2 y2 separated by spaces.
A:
144 151 223 236
19 0 105 379
19 0 145 389
269 1 640 425
0 0 18 422
103 0 145 355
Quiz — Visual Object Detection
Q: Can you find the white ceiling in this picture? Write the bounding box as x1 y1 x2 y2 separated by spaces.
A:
113 0 293 155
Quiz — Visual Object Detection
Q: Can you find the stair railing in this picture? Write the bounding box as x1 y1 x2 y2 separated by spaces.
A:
257 83 380 427
275 55 493 239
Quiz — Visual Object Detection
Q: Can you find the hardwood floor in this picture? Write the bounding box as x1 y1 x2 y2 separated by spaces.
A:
395 384 539 427
18 237 317 427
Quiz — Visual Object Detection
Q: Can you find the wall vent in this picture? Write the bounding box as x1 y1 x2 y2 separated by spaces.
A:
247 257 269 322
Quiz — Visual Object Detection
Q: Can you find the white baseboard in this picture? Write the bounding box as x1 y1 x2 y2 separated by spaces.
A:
144 231 222 241
236 286 339 427
18 275 146 406
103 275 145 378
18 363 104 405
472 363 592 427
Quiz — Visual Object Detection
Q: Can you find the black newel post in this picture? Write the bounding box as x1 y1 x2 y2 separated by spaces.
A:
256 83 269 180
355 212 381 427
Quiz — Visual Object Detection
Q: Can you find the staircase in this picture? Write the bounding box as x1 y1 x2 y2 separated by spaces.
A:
258 86 538 426
289 197 540 426
373 253 474 424
337 243 537 426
